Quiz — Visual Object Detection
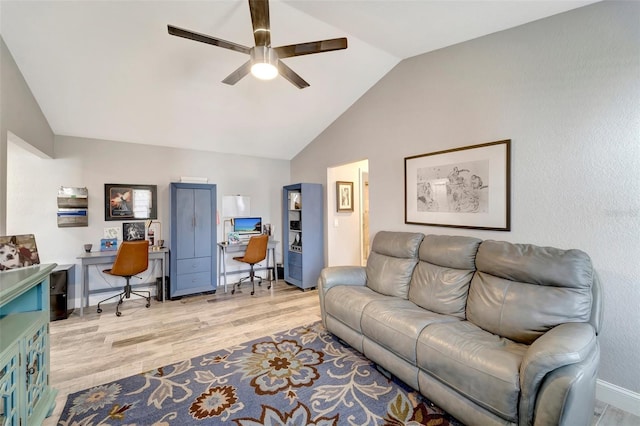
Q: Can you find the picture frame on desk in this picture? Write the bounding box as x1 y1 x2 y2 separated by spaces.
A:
100 238 117 251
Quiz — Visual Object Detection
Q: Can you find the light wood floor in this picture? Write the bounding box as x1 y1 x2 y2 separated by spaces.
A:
45 280 638 425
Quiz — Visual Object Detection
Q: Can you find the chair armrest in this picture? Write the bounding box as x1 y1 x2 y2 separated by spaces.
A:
519 322 597 426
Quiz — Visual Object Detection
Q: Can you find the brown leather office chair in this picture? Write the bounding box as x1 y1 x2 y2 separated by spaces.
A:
232 234 270 296
97 240 151 316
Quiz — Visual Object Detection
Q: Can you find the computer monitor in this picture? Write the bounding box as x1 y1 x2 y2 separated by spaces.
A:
233 217 262 235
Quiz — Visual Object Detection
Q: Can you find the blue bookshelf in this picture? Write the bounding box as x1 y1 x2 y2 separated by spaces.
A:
282 183 324 290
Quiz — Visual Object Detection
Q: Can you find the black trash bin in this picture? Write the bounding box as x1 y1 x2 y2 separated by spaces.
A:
155 276 170 301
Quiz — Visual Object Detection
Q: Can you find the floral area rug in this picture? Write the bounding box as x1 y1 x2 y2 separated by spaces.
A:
57 322 462 425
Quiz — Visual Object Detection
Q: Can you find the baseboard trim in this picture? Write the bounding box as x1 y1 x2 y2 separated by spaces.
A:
596 379 640 417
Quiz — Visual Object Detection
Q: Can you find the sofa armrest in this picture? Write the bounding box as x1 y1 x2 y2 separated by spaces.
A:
519 322 597 426
318 266 367 292
317 266 366 327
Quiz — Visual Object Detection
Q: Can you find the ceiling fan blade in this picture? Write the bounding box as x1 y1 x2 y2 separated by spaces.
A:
274 37 347 59
222 60 252 85
168 25 251 55
249 0 271 47
277 61 309 89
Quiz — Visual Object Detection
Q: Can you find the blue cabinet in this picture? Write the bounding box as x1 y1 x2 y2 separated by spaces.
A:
0 264 58 426
282 183 324 290
170 183 217 298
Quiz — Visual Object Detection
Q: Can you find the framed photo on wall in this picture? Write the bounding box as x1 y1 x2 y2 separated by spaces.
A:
336 181 354 212
123 222 146 241
404 139 511 231
105 184 157 221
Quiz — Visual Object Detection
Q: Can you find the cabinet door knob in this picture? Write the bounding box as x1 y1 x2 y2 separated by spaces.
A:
27 366 36 375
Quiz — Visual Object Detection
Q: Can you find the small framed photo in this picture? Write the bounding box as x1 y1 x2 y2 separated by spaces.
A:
100 238 118 251
336 181 354 212
123 222 146 241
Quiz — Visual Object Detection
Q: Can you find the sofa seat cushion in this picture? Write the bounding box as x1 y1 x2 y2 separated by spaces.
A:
325 286 391 332
416 321 528 422
362 299 460 364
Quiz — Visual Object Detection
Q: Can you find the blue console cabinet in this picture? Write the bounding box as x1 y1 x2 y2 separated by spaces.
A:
170 183 217 298
282 183 324 290
0 264 58 426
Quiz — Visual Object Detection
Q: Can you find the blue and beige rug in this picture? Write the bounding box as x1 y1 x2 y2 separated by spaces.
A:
57 322 462 425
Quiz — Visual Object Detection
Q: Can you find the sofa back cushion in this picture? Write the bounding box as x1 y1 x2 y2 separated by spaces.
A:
409 235 482 318
366 231 424 298
467 240 594 345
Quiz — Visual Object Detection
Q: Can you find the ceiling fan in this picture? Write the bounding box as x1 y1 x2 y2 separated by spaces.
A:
168 0 348 89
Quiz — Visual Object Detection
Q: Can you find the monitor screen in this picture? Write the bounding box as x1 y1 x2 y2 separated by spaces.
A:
233 217 262 235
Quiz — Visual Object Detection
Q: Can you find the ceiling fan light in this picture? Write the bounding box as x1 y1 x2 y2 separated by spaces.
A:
251 46 278 80
251 62 278 80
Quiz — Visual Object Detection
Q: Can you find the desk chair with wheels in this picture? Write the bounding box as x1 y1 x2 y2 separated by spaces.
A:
232 234 269 296
97 240 151 316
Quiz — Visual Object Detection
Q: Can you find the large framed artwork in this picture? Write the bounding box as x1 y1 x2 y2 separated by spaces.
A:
404 139 511 231
105 184 157 221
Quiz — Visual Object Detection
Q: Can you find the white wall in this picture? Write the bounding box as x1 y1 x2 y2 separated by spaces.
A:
326 159 368 266
291 1 640 396
1 37 54 235
7 135 290 305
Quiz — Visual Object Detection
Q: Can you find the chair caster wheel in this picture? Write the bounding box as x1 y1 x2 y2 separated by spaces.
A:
146 303 150 308
97 308 102 313
251 291 255 296
116 311 122 317
232 289 236 295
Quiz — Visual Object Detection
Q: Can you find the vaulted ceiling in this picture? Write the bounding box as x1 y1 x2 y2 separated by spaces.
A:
0 0 594 159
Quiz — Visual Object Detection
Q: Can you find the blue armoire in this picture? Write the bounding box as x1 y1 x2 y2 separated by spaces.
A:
170 183 217 298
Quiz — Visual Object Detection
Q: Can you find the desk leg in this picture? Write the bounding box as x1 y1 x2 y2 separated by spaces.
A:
81 264 88 317
161 253 166 302
268 247 277 285
221 247 228 293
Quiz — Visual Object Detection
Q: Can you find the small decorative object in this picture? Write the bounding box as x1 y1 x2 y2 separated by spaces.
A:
104 183 157 221
404 139 511 231
0 234 40 271
263 223 272 236
289 192 301 210
227 232 240 244
123 222 145 241
336 181 354 212
100 238 117 251
83 244 92 253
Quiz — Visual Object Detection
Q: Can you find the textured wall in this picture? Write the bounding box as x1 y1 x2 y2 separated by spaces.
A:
291 2 640 392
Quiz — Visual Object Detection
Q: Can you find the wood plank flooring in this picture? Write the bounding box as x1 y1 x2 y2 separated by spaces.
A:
44 280 638 425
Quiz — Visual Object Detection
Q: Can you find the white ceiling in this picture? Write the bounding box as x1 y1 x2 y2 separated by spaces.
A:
0 0 594 160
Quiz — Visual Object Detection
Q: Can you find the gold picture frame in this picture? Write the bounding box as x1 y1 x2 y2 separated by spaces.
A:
336 181 354 212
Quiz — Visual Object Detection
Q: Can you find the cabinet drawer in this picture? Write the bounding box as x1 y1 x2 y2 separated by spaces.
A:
288 251 302 267
177 257 211 275
175 271 212 289
288 265 302 280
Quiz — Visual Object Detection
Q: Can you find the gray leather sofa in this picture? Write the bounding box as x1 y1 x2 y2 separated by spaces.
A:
318 231 602 426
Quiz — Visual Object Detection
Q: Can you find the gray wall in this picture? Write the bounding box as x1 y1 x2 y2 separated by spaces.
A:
7 135 290 305
0 37 54 234
292 2 640 393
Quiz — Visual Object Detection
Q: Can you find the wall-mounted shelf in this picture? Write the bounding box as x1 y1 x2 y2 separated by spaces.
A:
57 187 88 227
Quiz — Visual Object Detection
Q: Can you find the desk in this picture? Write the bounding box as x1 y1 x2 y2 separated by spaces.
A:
217 240 278 293
77 247 168 317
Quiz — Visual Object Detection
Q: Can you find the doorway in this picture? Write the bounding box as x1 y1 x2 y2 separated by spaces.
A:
326 159 369 267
